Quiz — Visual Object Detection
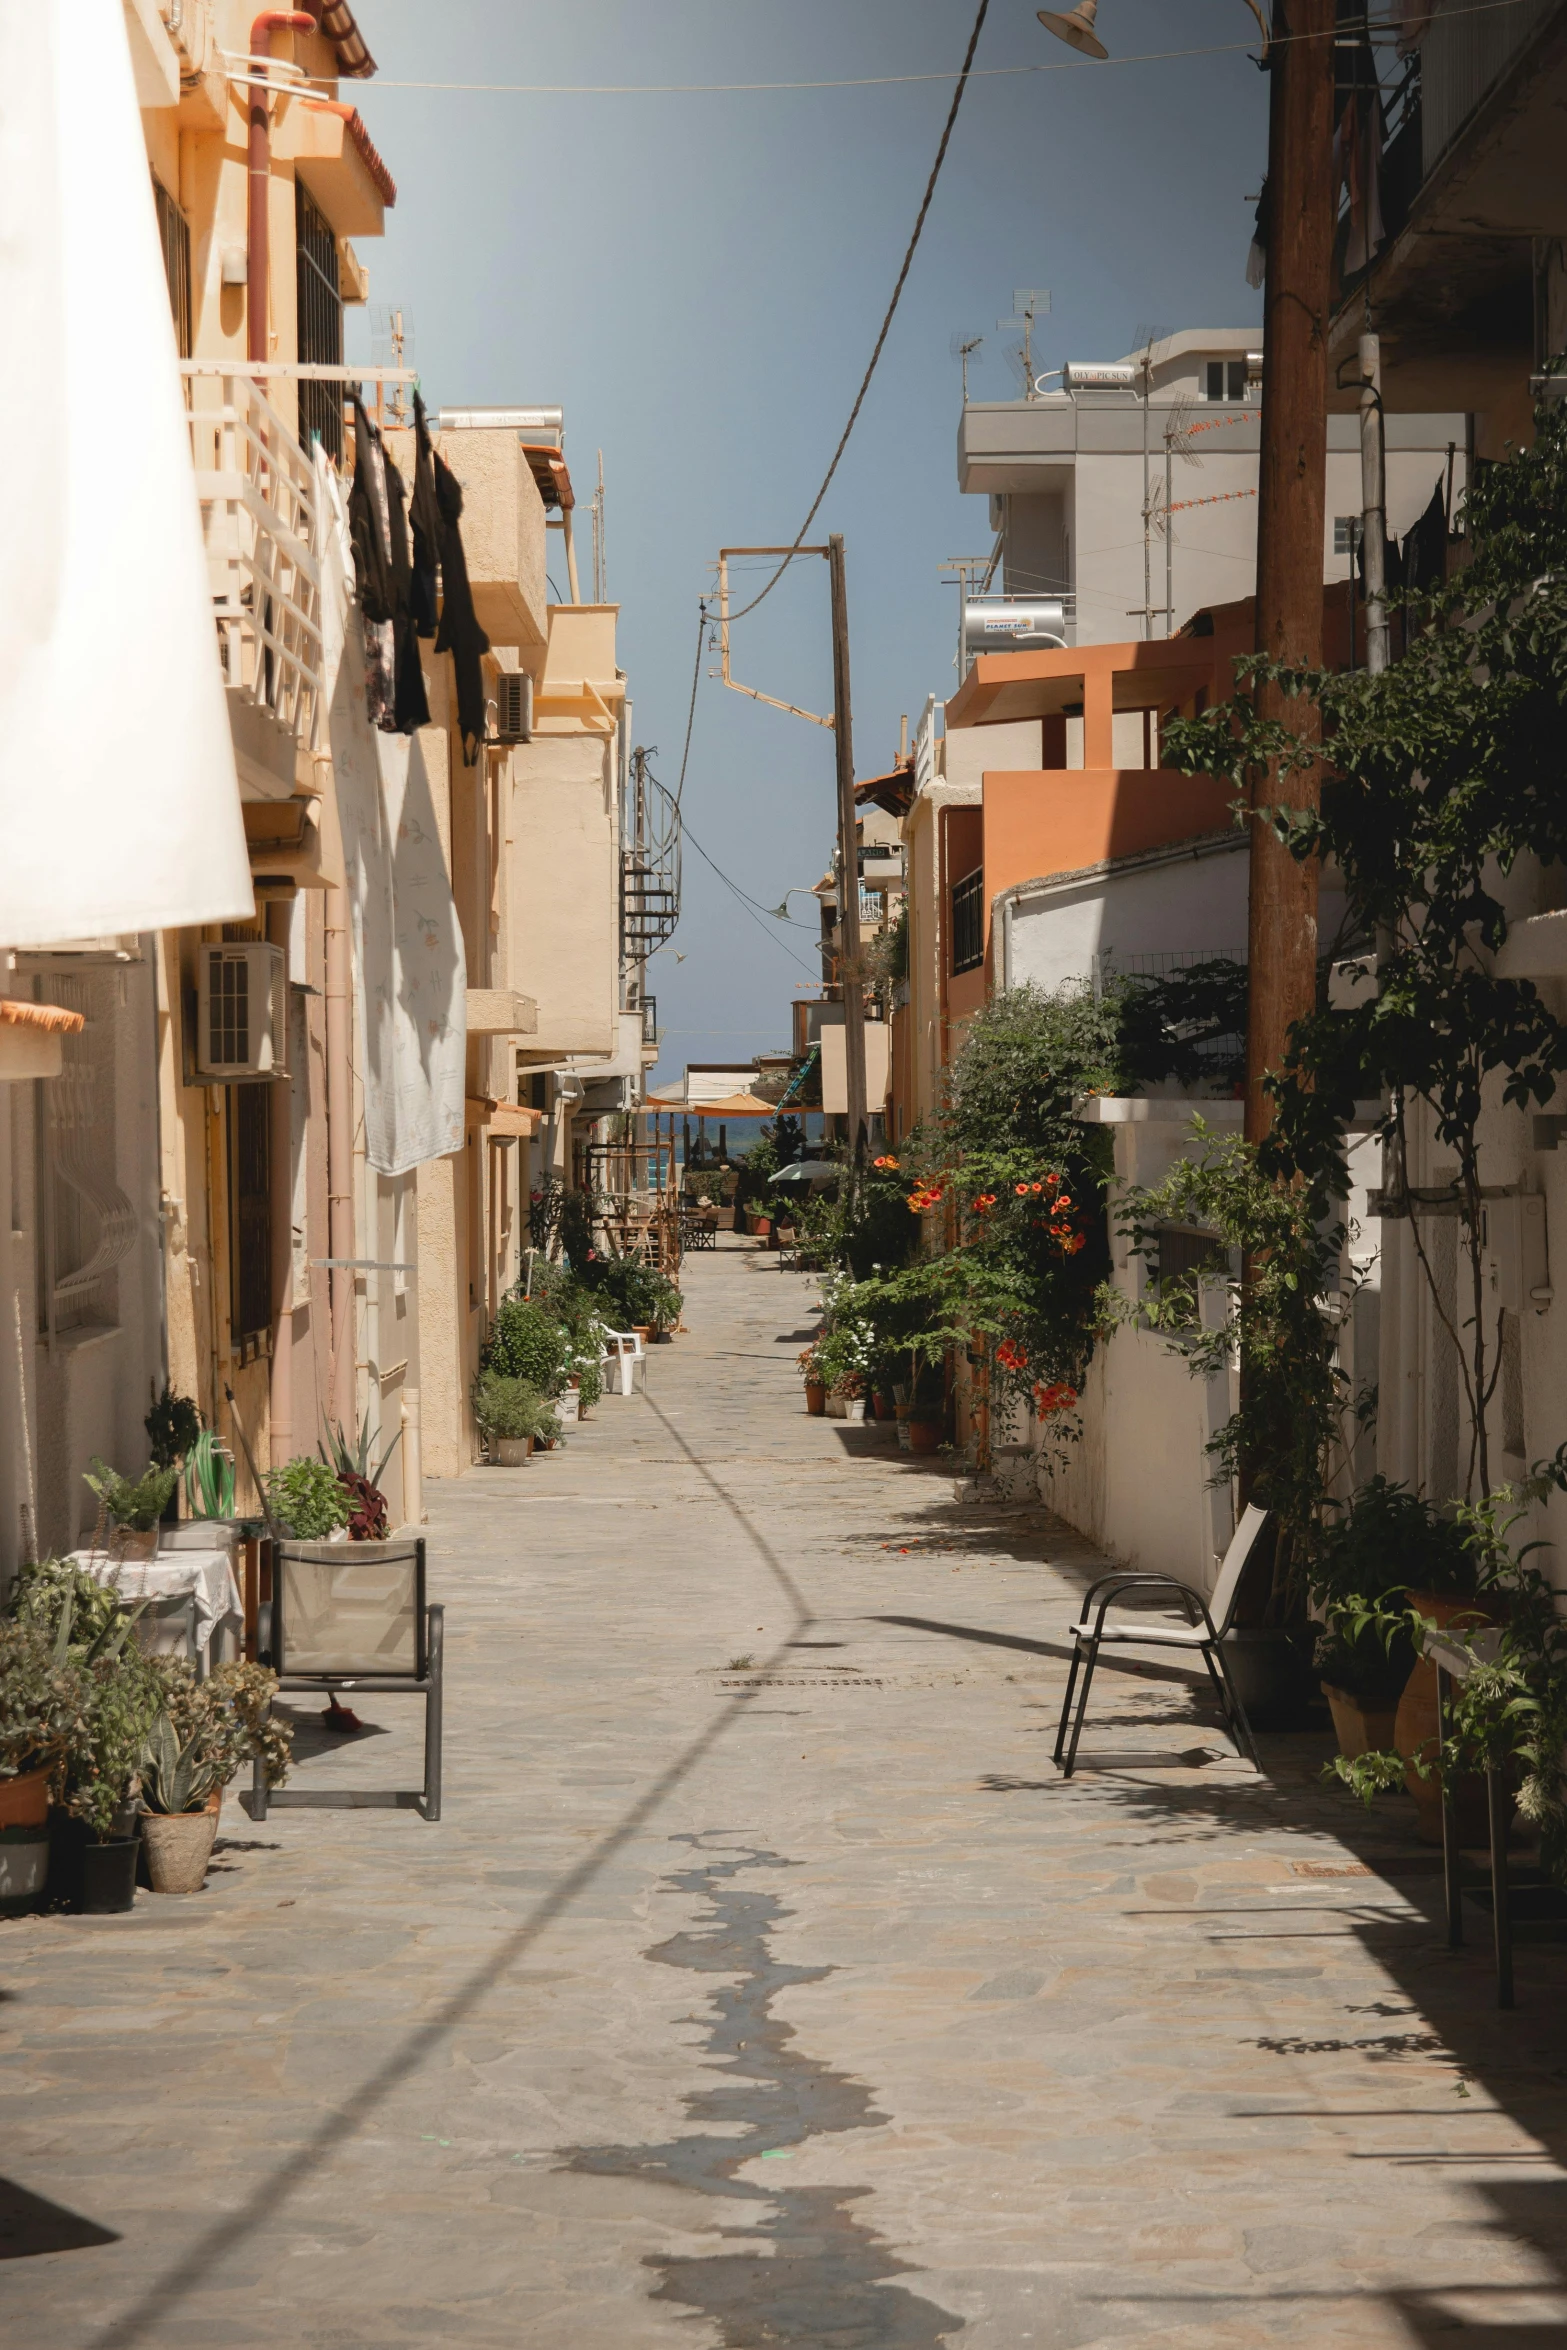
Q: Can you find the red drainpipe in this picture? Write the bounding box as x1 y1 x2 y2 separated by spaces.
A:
247 13 315 365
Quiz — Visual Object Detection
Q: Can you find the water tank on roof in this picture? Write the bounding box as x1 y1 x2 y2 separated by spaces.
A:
1063 362 1137 390
963 599 1068 661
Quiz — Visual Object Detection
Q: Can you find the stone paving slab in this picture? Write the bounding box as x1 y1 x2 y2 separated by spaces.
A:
4 1239 1567 2346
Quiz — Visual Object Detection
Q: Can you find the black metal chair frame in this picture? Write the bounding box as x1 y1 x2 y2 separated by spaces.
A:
247 1539 443 1822
1054 1505 1269 1778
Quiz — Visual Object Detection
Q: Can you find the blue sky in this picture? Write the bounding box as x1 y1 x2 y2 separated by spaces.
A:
351 1 1268 1080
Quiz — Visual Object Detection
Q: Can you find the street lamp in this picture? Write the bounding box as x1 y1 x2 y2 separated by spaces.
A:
1037 0 1270 58
771 888 817 920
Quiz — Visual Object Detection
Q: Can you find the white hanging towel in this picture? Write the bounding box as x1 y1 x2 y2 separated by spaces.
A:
317 454 466 1175
0 4 252 945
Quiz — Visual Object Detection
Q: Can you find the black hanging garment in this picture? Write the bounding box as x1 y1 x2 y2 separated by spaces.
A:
348 397 430 735
348 396 397 729
417 398 491 764
409 391 442 638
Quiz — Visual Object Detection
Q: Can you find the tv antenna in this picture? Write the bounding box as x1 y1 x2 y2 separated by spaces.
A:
370 305 414 426
998 289 1050 399
949 330 985 403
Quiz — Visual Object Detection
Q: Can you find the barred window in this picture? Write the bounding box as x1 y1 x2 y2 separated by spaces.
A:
950 869 984 976
295 184 343 463
153 176 192 358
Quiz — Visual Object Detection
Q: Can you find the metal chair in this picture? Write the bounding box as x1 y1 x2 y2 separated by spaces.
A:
249 1538 443 1821
1054 1503 1270 1777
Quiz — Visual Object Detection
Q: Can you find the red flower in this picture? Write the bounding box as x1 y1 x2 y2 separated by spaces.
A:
874 1154 900 1170
1015 1182 1030 1196
996 1339 1029 1372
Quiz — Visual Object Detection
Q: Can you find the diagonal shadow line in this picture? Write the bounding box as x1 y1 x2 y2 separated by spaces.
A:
91 1383 813 2349
871 1613 1209 1687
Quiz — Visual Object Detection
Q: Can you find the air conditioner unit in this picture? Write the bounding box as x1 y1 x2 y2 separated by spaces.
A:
492 672 533 745
195 943 287 1079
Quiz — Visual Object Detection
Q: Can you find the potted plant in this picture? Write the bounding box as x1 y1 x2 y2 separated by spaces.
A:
138 1659 292 1895
264 1458 356 1542
473 1370 556 1464
82 1459 180 1562
1307 1477 1475 1804
0 1619 87 1916
183 1427 238 1524
797 1341 828 1417
574 1358 603 1421
145 1385 200 1524
320 1413 402 1541
482 1296 572 1397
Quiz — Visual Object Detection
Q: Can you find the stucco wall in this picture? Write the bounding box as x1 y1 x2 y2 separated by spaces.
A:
509 734 618 1060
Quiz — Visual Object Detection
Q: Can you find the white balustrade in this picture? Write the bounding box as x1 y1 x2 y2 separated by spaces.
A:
181 366 323 754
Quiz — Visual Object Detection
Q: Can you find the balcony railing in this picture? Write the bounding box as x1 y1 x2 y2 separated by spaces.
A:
182 366 323 757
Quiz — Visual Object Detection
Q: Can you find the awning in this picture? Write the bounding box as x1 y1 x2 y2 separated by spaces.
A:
855 762 915 817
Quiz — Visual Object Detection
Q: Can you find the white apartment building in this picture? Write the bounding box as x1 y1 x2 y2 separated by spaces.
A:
958 327 1468 645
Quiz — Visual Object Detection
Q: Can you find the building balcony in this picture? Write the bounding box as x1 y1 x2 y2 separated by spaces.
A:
183 367 323 802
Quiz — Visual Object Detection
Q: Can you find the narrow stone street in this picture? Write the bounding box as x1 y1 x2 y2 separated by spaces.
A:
5 1243 1567 2349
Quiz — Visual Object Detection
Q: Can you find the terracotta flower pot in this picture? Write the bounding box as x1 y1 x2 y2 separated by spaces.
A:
1323 1683 1401 1761
0 1766 51 1830
872 1395 893 1422
908 1419 942 1456
142 1791 221 1896
805 1382 827 1417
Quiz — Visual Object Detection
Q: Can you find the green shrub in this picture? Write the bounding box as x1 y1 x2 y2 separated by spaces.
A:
1311 1476 1475 1609
472 1371 554 1442
584 1254 681 1331
574 1357 603 1412
265 1457 355 1541
483 1298 572 1393
139 1659 291 1814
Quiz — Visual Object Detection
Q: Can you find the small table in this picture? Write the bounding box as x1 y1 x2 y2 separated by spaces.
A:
70 1548 243 1672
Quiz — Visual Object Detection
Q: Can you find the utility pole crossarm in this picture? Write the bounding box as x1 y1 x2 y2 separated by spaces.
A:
715 549 836 729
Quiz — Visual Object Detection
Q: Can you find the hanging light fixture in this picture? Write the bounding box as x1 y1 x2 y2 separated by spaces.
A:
1037 0 1108 59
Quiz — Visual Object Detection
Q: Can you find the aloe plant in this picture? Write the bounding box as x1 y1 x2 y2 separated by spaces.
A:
184 1428 237 1521
138 1707 225 1816
319 1410 401 1489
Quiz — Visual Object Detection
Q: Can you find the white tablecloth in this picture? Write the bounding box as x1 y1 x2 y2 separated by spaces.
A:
69 1549 242 1657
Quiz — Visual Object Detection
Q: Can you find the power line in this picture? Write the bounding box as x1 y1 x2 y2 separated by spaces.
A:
677 814 823 978
722 0 991 626
674 600 706 809
359 6 1535 97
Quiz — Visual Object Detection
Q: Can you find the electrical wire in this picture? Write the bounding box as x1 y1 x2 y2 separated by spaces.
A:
354 5 1538 97
678 815 824 977
722 0 992 626
674 600 706 810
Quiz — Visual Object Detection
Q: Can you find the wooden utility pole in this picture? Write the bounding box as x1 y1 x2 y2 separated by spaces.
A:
828 535 869 1168
1246 0 1337 1144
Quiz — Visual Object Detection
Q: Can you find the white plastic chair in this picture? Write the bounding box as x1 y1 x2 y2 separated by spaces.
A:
600 1327 647 1396
1053 1503 1270 1776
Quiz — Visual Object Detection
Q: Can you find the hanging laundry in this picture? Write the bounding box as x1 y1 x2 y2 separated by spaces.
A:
1401 477 1449 599
1333 33 1386 277
418 400 491 765
408 390 441 637
348 395 397 729
1245 178 1269 291
348 396 430 736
